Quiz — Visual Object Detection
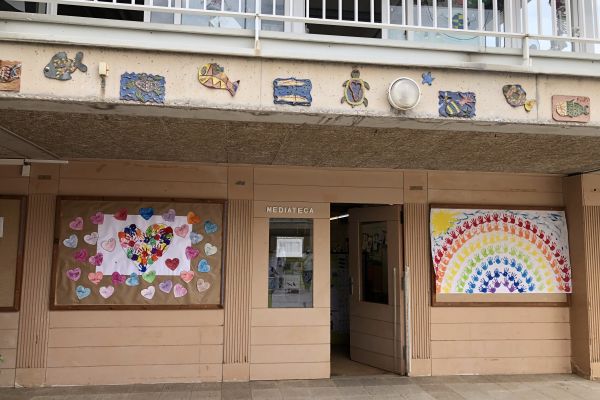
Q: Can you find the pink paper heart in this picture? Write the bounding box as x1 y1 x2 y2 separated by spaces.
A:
67 267 81 281
73 249 88 262
69 217 84 230
99 285 114 299
111 272 126 286
90 212 104 225
174 224 189 238
88 252 104 267
185 246 200 260
174 283 188 298
88 271 103 285
101 238 116 252
180 270 194 283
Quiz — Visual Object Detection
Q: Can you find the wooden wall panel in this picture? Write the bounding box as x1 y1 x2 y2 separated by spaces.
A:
431 307 571 375
46 310 224 385
0 313 18 387
404 203 431 361
16 194 55 370
223 200 253 365
584 206 600 370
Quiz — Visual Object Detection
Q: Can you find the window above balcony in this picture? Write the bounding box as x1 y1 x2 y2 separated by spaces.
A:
1 0 600 75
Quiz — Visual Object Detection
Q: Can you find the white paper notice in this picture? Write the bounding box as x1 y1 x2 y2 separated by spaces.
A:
276 237 303 258
0 217 4 238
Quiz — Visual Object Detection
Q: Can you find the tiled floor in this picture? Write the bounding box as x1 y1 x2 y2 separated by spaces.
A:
1 374 600 399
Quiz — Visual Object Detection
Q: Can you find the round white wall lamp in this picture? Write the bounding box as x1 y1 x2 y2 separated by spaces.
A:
388 77 421 110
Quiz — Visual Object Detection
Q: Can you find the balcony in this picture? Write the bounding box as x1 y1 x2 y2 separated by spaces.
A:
2 0 600 74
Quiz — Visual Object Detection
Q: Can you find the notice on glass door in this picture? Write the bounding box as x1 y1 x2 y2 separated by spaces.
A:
276 237 303 258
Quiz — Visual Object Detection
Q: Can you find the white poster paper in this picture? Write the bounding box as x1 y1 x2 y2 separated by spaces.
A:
276 236 303 258
97 214 192 276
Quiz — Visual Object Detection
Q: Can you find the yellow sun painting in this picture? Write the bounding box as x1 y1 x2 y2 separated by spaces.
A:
431 209 460 237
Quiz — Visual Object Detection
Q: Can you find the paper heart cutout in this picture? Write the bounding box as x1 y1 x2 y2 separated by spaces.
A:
187 211 201 224
139 207 154 220
90 212 104 225
180 270 194 283
88 271 103 285
101 238 116 252
204 220 218 234
73 249 89 263
159 280 173 293
174 283 188 298
204 243 218 256
126 273 140 286
114 208 128 221
141 286 155 300
69 217 84 231
142 270 157 283
185 246 200 260
99 285 114 299
165 258 180 271
198 259 210 273
63 234 78 248
84 232 99 245
162 209 176 222
175 224 189 238
88 252 104 267
67 267 81 281
111 272 126 286
75 285 91 300
118 223 173 272
190 231 203 245
196 279 210 292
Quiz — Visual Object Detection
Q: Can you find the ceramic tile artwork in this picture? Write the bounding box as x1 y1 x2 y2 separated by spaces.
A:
503 84 536 112
0 60 22 92
438 91 476 118
341 69 370 107
120 72 166 104
198 63 240 96
421 71 434 86
552 95 590 123
43 51 87 81
273 77 312 106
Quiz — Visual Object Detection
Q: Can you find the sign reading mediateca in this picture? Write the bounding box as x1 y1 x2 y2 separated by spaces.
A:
266 206 315 215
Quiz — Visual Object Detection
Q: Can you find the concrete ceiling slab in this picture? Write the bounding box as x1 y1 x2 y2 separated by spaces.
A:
1 109 600 174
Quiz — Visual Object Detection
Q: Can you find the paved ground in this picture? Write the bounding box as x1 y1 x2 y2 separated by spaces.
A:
1 374 600 399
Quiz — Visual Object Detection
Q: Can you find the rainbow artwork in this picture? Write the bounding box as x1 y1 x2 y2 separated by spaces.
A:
430 208 571 294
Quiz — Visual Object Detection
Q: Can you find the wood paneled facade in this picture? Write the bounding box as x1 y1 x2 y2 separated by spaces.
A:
1 161 598 386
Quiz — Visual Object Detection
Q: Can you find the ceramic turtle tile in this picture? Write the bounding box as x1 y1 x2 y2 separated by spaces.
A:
120 72 166 104
341 69 370 108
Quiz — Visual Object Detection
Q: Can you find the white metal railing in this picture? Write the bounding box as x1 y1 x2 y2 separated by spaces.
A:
3 0 600 57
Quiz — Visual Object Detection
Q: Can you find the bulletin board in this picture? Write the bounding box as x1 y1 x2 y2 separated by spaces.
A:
51 197 225 310
430 205 571 306
0 196 26 311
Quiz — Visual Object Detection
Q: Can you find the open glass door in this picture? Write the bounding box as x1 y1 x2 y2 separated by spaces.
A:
348 205 404 374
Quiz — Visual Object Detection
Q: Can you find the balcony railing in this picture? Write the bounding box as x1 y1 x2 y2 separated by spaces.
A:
2 0 600 58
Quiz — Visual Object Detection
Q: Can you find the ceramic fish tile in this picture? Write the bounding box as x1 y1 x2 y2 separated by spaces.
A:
43 51 87 80
552 95 590 122
120 72 166 104
198 63 239 96
438 91 476 118
273 78 312 106
0 60 21 92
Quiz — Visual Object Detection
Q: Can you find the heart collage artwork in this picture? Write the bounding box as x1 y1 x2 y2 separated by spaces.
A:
54 199 223 307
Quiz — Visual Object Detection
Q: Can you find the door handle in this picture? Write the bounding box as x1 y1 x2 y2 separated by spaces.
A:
349 276 354 296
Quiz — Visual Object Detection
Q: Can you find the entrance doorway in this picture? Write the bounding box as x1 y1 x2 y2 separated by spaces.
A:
330 203 405 376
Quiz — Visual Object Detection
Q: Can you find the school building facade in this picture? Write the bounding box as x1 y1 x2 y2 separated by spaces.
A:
2 0 600 387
